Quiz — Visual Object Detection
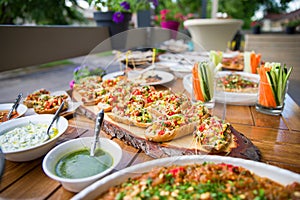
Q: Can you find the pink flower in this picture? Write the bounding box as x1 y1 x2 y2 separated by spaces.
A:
69 80 75 89
187 13 194 18
160 9 169 15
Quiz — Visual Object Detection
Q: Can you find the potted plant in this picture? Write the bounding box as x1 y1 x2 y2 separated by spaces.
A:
87 0 158 36
251 20 262 34
69 65 106 89
284 20 300 34
154 9 194 31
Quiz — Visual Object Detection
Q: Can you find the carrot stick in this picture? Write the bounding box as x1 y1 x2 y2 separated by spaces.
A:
250 52 255 74
256 54 261 69
250 52 261 74
258 66 276 107
192 63 204 101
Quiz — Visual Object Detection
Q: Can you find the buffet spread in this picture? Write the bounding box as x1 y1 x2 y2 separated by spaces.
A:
1 44 299 199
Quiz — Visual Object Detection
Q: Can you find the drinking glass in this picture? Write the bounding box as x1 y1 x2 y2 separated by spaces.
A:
255 81 288 115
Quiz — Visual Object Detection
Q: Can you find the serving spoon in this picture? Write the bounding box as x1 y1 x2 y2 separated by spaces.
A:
45 101 65 141
7 93 22 120
90 109 104 157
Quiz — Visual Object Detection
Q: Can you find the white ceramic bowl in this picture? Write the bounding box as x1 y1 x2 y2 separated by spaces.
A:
73 155 300 200
42 137 122 192
0 103 28 120
0 114 68 162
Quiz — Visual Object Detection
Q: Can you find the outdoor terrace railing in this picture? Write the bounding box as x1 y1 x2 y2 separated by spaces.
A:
0 25 110 72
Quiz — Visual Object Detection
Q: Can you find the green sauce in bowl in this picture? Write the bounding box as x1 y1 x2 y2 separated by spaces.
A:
55 148 113 179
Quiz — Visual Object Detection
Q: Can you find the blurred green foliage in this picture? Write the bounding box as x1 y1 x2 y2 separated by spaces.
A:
155 0 295 29
0 0 296 28
0 0 87 25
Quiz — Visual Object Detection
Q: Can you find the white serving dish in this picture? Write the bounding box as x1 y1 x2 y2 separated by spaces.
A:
0 103 28 120
72 155 300 200
183 71 260 105
42 137 122 193
0 114 68 162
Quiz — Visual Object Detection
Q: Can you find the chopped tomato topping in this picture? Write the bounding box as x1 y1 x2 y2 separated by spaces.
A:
168 167 185 177
132 89 141 95
158 130 165 135
198 124 205 132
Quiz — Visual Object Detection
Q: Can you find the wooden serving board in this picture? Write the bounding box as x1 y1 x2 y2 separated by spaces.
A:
73 90 261 161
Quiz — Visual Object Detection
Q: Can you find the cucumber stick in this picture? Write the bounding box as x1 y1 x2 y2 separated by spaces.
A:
243 51 251 73
197 61 214 102
209 50 223 66
264 62 293 106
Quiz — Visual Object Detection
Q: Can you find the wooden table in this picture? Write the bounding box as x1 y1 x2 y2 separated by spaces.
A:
1 77 300 199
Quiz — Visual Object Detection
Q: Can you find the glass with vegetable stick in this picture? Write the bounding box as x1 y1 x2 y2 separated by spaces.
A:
191 61 216 108
255 62 293 115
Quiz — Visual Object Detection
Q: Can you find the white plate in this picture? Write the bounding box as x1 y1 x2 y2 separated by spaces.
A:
158 53 183 63
0 103 27 120
51 90 71 101
183 71 260 105
51 91 82 115
25 91 81 116
103 70 174 86
159 53 208 64
102 71 125 80
131 70 174 86
153 62 175 71
72 155 300 200
169 64 193 72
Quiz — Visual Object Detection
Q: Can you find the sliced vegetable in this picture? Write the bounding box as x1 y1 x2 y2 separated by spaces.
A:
192 63 204 101
209 50 223 66
243 51 251 73
244 51 261 74
250 52 261 74
257 62 293 108
192 61 215 102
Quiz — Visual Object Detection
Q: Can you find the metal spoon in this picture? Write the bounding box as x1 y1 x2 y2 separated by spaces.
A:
45 101 65 141
7 93 23 120
90 109 104 157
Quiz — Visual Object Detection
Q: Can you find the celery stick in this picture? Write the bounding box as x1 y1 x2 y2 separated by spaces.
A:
277 66 283 105
282 66 293 99
207 63 214 99
266 63 293 106
197 62 212 102
201 63 210 101
209 51 223 66
243 52 251 73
